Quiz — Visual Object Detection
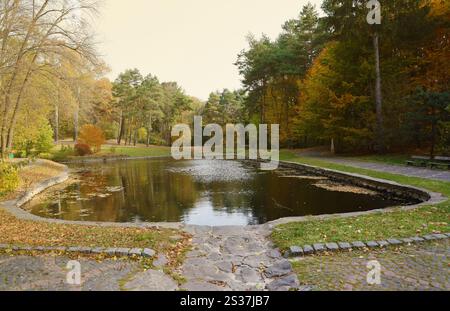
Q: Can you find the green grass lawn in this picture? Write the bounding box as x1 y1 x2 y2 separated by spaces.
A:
100 145 171 157
48 144 171 161
272 150 450 250
349 154 411 166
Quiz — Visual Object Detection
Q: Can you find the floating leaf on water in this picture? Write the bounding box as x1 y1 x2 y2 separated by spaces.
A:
97 193 111 198
280 175 328 181
312 181 378 196
106 186 124 193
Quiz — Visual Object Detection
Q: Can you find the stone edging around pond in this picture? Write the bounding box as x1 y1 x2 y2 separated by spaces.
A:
15 160 70 208
0 158 446 231
0 243 156 258
285 233 450 258
0 160 183 229
265 161 446 227
278 161 439 203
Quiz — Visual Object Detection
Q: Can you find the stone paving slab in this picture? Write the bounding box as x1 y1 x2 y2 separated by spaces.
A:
123 269 178 291
180 225 300 291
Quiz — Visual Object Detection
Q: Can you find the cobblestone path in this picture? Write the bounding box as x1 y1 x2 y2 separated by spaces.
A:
0 237 447 291
179 225 300 291
0 225 300 291
292 240 449 291
0 255 177 291
319 157 450 182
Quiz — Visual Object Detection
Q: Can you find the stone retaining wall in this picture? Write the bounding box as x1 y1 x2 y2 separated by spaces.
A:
279 161 432 203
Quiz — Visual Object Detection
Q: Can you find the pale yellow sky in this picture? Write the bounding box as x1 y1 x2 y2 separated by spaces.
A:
96 0 323 100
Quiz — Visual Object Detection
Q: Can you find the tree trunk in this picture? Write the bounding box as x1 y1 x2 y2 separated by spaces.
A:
373 32 385 153
54 80 60 144
1 94 12 158
73 86 80 142
73 107 79 143
147 132 151 147
146 116 152 147
128 126 133 145
430 106 437 158
6 64 35 150
6 128 13 152
261 83 266 124
54 104 59 144
0 1 50 157
117 112 125 145
430 122 436 158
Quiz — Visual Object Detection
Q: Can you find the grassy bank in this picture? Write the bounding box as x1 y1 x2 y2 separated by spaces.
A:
49 144 171 162
99 145 171 157
271 151 450 250
348 154 410 166
0 208 185 252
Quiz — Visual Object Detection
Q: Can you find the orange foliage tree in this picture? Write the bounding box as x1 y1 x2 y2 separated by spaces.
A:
78 125 106 153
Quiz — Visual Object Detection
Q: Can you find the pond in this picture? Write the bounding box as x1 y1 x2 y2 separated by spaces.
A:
24 159 413 226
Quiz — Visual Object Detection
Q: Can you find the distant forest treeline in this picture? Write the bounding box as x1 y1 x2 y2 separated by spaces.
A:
1 1 448 157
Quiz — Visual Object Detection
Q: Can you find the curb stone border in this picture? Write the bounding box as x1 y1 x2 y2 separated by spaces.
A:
0 243 156 258
285 233 450 258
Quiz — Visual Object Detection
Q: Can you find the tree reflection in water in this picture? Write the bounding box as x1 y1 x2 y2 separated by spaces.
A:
25 159 408 226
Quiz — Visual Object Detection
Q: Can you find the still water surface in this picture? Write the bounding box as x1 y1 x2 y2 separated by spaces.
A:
26 159 405 226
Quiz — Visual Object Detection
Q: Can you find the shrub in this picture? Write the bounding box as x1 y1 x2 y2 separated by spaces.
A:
438 121 450 155
137 127 148 144
13 120 54 157
35 122 55 154
74 143 93 156
0 162 19 197
14 139 34 157
52 146 75 162
38 153 52 160
78 124 106 153
148 133 167 146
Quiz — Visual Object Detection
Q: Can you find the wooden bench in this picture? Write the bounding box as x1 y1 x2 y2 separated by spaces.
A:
429 156 450 170
406 156 432 167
